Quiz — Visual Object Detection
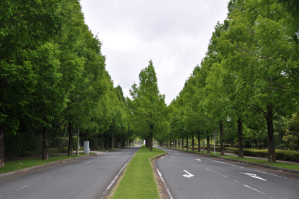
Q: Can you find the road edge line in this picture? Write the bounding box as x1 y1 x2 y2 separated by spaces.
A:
0 153 97 182
100 148 139 199
150 153 174 199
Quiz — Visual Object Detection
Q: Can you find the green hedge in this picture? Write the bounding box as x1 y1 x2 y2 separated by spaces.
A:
214 147 299 163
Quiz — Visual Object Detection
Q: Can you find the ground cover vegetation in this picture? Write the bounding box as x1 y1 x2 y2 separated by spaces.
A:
111 146 165 199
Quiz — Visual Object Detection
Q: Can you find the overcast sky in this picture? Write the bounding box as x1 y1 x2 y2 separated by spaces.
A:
80 0 230 104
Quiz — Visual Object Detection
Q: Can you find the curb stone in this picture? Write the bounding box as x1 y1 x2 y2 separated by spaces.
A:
150 153 173 199
166 148 299 175
0 153 96 181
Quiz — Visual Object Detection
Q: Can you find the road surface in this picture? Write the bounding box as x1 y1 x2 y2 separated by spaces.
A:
0 146 139 199
156 147 299 199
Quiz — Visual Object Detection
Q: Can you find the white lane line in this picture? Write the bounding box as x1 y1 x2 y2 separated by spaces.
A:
243 184 266 195
183 170 194 178
77 161 91 167
211 160 244 168
250 169 299 183
16 185 28 191
195 159 201 161
206 168 269 197
240 172 267 181
157 169 174 199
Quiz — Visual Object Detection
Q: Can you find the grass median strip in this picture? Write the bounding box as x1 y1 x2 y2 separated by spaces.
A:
0 153 93 174
111 146 165 199
172 148 299 171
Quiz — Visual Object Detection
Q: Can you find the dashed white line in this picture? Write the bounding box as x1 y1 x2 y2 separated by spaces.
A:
77 161 91 167
243 184 266 195
16 185 28 191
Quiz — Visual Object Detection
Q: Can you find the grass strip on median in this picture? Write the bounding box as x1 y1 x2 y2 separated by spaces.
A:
0 153 93 174
111 146 165 199
173 148 299 171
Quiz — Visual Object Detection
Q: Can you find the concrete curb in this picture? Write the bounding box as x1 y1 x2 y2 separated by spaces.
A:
166 148 299 175
0 153 96 180
150 153 173 199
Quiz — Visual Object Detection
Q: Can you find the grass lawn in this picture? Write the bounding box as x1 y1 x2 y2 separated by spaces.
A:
0 153 92 174
171 148 299 171
111 146 165 199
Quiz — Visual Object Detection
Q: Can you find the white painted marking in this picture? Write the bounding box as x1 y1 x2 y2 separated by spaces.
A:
195 159 201 161
78 161 91 167
47 177 50 179
243 184 266 195
157 169 173 199
183 170 194 178
240 172 267 181
212 160 244 168
16 185 28 191
251 169 299 183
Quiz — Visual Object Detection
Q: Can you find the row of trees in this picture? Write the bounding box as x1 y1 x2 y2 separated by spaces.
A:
164 0 299 162
0 0 132 167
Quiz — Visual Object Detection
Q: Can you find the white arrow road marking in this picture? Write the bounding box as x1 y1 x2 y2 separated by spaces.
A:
240 172 267 181
183 170 194 178
195 159 201 161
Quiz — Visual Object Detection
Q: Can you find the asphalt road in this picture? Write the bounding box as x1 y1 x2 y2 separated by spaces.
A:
0 146 139 199
156 147 299 199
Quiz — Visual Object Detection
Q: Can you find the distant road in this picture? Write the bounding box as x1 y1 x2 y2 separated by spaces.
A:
156 147 299 199
0 146 139 199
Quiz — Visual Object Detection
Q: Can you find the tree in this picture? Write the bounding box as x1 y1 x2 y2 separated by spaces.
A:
128 60 167 151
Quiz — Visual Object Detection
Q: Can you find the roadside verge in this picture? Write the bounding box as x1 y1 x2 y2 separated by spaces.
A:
0 153 96 182
108 147 166 199
166 148 299 175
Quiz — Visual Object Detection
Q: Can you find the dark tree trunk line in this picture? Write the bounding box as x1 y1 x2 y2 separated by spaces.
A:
42 126 49 160
220 121 224 156
237 118 244 158
186 136 189 150
267 104 276 162
0 125 5 167
207 131 210 154
68 122 73 156
197 131 200 152
192 135 194 151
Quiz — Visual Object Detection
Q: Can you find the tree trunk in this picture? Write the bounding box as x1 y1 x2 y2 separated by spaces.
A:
207 132 210 154
220 121 224 156
0 125 5 167
76 128 79 156
192 135 194 151
178 139 180 149
68 122 73 156
186 136 189 150
42 126 49 160
203 139 205 153
182 137 184 149
267 104 276 162
101 133 105 149
150 131 153 151
111 131 113 150
197 131 200 152
238 118 244 158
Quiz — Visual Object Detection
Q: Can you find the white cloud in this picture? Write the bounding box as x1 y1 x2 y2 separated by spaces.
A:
80 0 230 104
